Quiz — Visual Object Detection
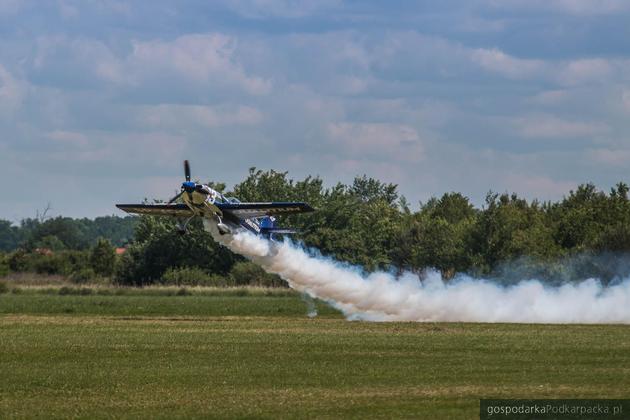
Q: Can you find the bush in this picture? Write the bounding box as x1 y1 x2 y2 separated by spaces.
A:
229 262 286 287
4 249 91 276
0 280 8 294
8 250 30 272
32 254 71 276
113 248 141 285
161 267 227 287
70 268 97 284
0 255 8 277
62 250 91 272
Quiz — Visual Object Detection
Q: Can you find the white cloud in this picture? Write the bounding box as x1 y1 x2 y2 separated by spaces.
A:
32 34 272 96
57 0 79 19
331 158 407 184
33 35 124 84
45 131 187 166
127 34 271 95
0 0 21 16
4 4 630 218
470 48 546 79
513 115 609 139
91 0 131 15
470 47 623 87
621 89 630 113
590 148 630 166
370 32 472 81
485 0 630 15
457 16 507 33
47 130 89 147
529 90 570 106
224 0 341 18
328 122 424 162
557 58 612 86
274 32 372 95
504 173 576 198
0 64 25 114
554 0 630 14
136 104 263 129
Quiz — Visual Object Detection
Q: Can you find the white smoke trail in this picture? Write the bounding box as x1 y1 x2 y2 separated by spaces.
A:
206 223 630 323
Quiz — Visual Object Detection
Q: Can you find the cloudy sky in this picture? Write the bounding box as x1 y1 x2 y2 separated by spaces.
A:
1 0 630 220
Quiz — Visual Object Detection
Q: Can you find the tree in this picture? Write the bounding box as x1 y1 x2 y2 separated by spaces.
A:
350 175 398 205
297 177 403 271
548 183 609 251
422 192 476 224
0 216 138 252
23 217 88 250
392 193 476 277
115 215 237 285
0 220 20 251
90 216 138 247
34 235 66 251
231 168 296 202
469 192 559 275
90 238 116 277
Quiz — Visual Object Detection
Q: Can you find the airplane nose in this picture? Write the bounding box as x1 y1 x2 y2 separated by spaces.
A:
182 181 196 192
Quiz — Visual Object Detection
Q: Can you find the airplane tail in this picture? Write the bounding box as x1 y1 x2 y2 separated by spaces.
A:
258 216 298 238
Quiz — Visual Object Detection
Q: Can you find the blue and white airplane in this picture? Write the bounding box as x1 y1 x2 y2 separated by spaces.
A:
116 160 314 237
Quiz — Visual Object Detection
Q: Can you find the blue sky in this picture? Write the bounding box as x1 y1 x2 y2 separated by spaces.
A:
1 0 630 220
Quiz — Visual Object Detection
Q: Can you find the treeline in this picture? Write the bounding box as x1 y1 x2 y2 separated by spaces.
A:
3 168 630 287
0 238 280 288
114 169 630 286
0 215 137 251
0 215 138 286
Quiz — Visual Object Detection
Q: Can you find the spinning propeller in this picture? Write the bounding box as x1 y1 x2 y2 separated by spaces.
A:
167 160 211 204
184 159 191 182
168 160 195 204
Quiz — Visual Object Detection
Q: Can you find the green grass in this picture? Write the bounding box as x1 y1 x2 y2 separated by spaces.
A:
0 293 338 317
1 294 629 419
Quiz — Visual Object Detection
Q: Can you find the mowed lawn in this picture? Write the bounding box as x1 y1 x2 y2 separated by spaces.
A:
1 292 630 419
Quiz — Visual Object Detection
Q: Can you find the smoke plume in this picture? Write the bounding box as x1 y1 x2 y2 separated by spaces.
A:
207 223 630 323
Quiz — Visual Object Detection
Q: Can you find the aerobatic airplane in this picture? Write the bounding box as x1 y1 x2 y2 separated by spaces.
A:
116 160 314 237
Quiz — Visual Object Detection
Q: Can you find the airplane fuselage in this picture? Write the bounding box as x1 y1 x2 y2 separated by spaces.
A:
181 187 222 217
180 184 264 236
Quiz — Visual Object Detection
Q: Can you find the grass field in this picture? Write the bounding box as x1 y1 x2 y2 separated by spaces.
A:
1 288 630 419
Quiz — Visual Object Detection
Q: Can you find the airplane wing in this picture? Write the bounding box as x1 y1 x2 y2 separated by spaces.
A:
116 204 194 217
217 202 315 218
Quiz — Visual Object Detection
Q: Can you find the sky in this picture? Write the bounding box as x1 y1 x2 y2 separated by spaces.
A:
1 0 630 221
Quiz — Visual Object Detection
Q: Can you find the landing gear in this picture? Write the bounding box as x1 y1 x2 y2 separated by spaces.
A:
216 215 231 235
176 215 195 235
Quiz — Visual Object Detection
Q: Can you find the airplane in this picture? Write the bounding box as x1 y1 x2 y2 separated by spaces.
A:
116 160 314 238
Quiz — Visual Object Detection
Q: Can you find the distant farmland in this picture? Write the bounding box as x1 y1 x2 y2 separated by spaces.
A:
1 289 629 419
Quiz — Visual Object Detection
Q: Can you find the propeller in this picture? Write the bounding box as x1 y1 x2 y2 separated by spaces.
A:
167 160 193 204
184 160 191 182
167 191 183 204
